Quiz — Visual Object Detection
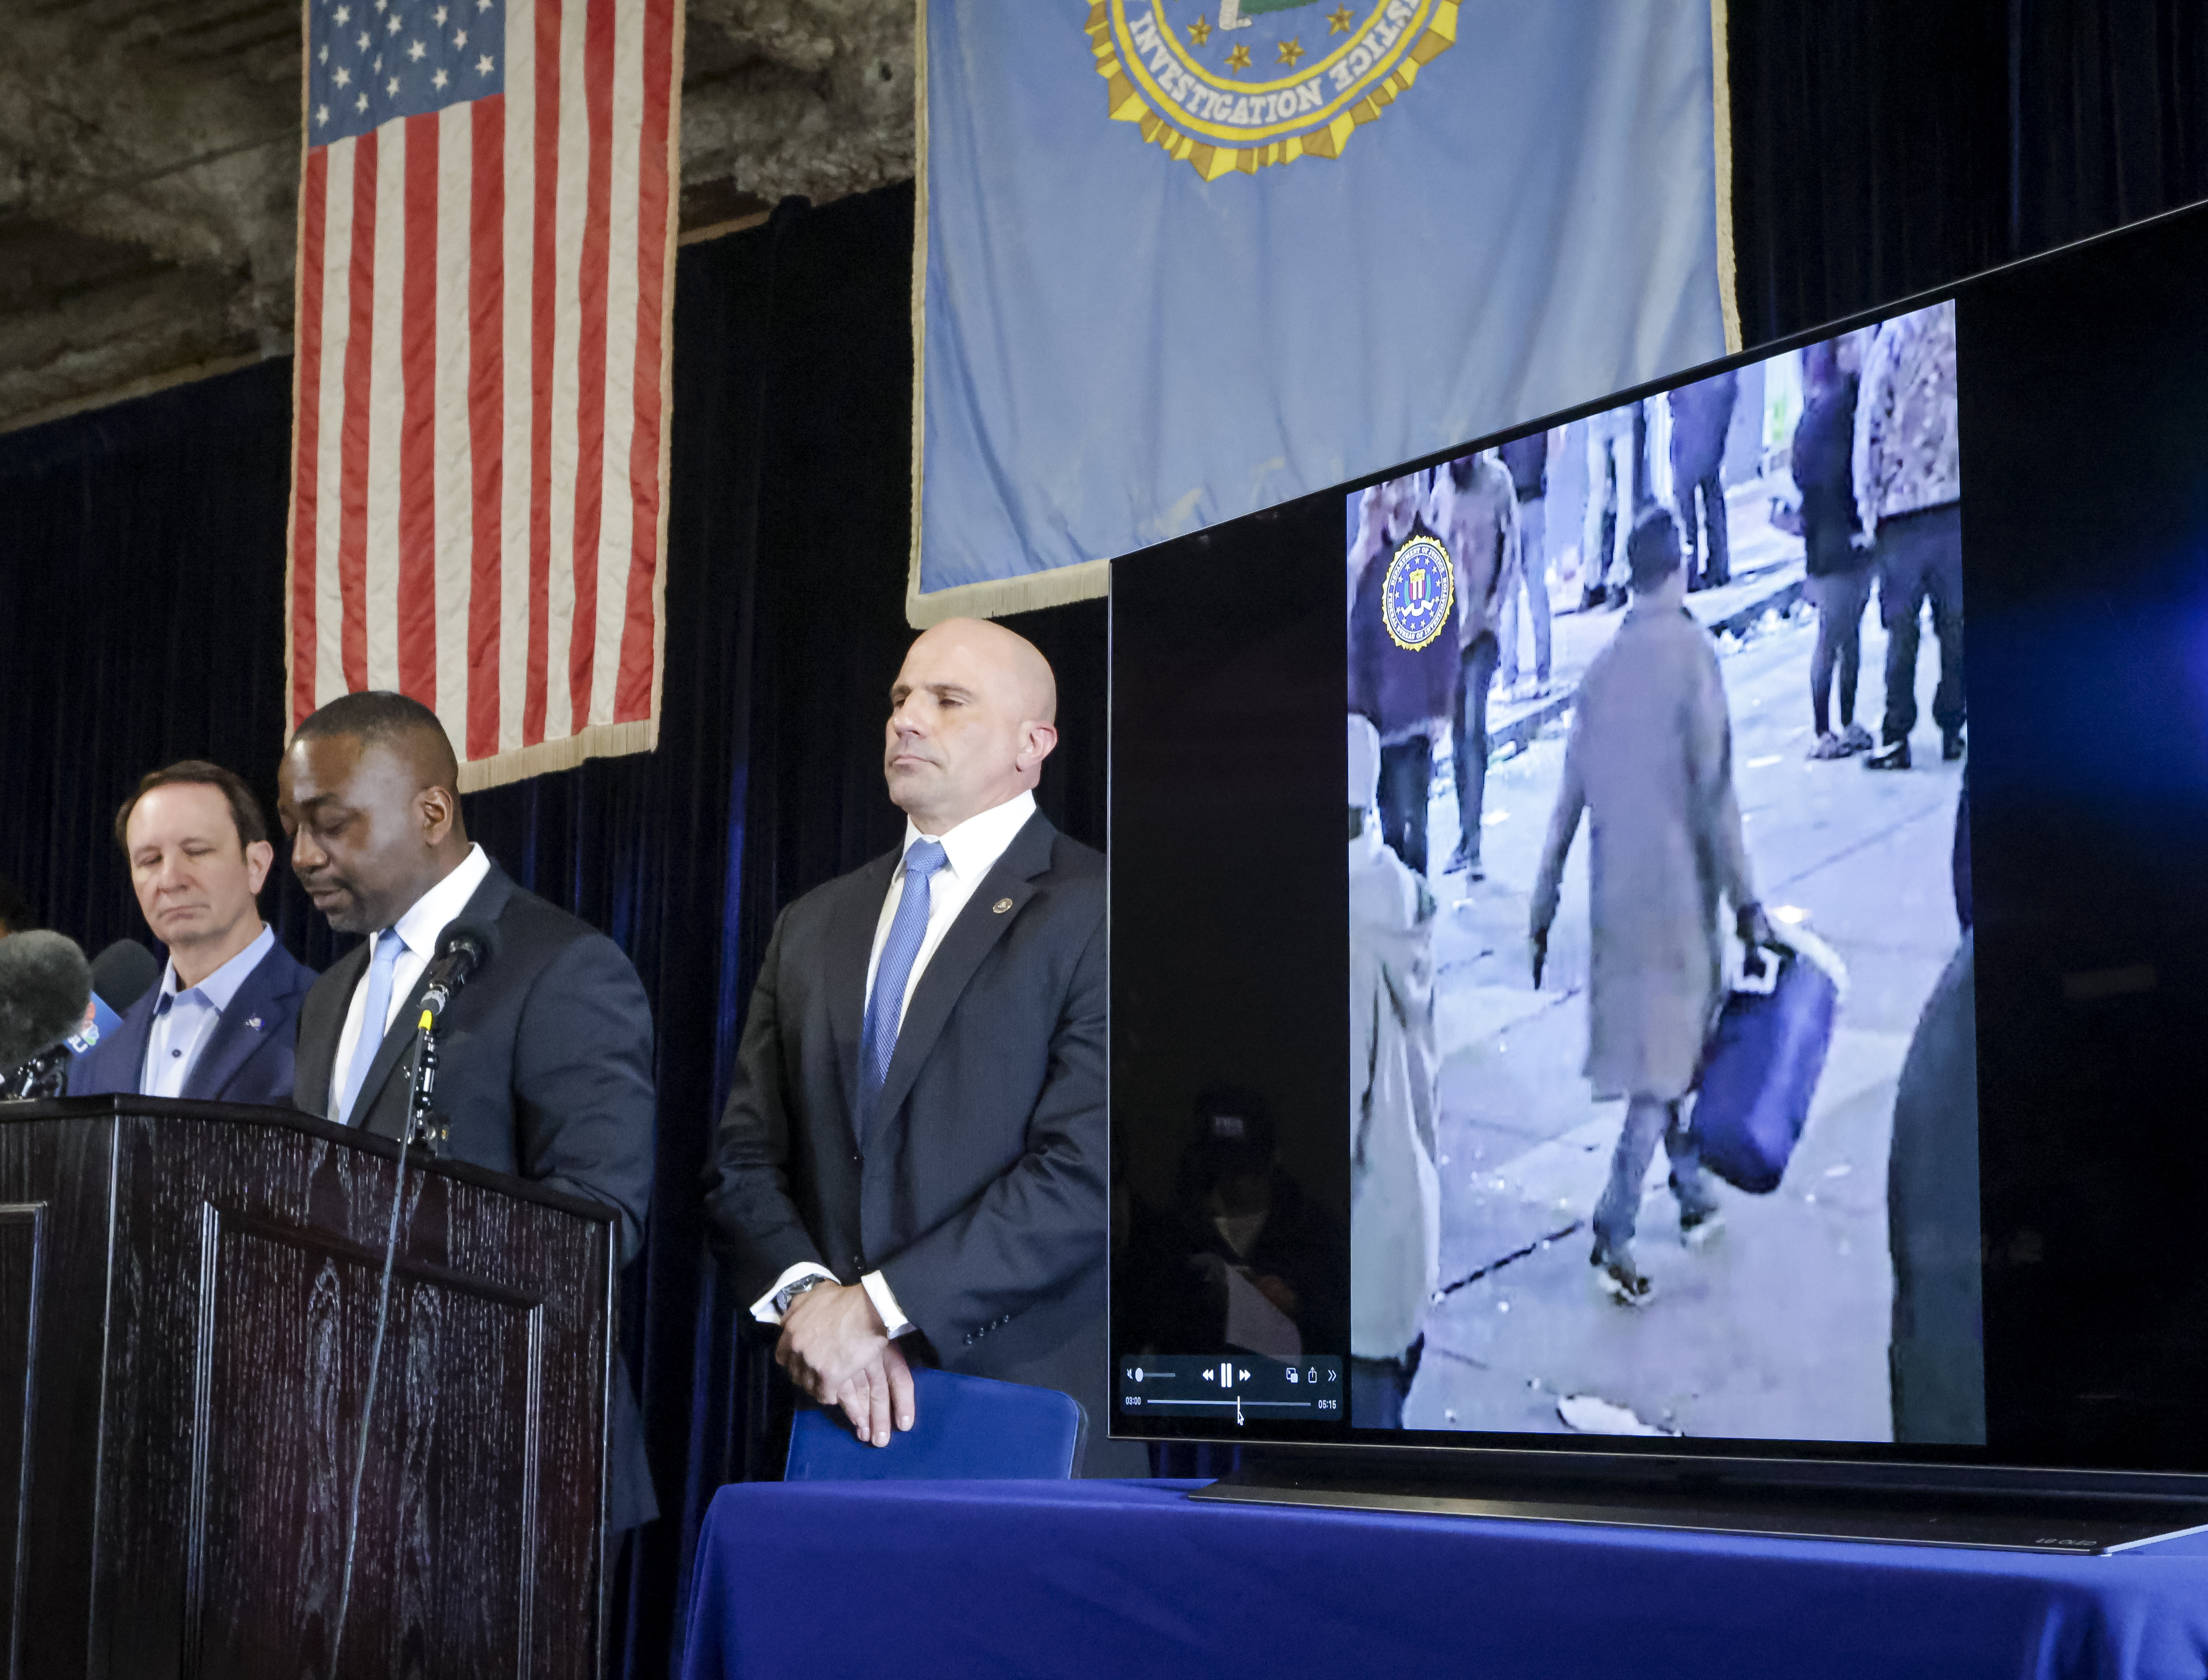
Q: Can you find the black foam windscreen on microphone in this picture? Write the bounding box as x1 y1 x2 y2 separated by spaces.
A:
0 931 94 1066
89 939 162 1014
419 918 498 1019
435 918 495 980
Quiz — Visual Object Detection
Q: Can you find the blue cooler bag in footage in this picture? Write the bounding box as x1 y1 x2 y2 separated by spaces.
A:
1692 933 1846 1194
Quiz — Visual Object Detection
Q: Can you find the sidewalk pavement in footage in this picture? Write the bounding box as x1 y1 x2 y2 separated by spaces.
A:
1406 547 1967 1444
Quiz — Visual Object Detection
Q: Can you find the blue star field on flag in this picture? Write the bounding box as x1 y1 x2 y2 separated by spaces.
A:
307 0 505 148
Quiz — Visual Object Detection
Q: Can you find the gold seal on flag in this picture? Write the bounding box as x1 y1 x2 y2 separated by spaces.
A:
1085 1 1458 181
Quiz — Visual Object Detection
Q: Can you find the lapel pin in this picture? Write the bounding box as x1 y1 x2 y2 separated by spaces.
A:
247 1016 264 1031
992 898 1014 915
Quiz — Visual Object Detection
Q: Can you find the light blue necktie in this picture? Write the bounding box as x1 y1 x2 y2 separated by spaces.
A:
336 928 405 1125
858 840 948 1133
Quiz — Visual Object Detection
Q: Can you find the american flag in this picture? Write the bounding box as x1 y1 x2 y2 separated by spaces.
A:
286 0 681 788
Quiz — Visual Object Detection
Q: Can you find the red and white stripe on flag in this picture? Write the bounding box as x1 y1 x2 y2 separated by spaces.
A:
286 0 682 790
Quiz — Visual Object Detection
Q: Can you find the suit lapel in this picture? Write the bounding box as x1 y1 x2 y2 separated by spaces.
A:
351 965 435 1140
348 866 517 1138
865 814 1056 1147
296 942 368 1117
828 853 899 1129
181 947 281 1102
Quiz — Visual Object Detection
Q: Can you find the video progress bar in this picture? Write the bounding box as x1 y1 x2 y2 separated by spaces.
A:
1134 1399 1317 1409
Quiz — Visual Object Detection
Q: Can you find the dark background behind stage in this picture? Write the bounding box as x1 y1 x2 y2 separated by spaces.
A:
0 6 2204 1670
1730 0 2208 344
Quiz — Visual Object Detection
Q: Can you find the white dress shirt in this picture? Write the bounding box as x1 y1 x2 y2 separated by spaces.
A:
141 924 277 1099
751 790 1039 1338
327 843 494 1122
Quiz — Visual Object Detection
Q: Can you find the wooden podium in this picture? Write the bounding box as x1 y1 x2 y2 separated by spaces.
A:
0 1095 615 1678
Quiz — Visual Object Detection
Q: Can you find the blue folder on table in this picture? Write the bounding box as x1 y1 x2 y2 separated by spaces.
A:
784 1367 1085 1481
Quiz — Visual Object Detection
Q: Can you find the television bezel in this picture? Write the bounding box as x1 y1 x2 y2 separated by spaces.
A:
1102 194 2208 1502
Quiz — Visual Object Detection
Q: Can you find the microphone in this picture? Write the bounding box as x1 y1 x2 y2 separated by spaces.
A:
0 931 93 1101
333 911 496 1670
89 939 161 1014
399 921 495 1154
418 919 495 1022
0 931 93 1066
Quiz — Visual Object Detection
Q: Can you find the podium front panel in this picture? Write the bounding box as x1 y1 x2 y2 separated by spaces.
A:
0 1100 615 1680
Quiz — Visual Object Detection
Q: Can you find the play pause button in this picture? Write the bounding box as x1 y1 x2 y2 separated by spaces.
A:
1117 1354 1343 1416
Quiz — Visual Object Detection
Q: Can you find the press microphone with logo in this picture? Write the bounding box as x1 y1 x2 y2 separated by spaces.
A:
0 931 94 1100
62 939 165 1058
419 920 496 1022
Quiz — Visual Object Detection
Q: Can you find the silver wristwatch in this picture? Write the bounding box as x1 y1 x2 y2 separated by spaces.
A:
773 1274 832 1317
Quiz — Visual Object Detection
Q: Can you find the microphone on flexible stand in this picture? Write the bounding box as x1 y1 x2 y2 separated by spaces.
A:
0 932 94 1100
405 919 495 1153
416 921 493 1027
329 913 497 1678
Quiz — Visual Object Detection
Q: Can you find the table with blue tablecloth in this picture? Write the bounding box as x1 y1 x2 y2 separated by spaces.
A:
679 1479 2208 1680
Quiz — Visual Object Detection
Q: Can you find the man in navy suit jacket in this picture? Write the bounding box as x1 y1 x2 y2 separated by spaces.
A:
70 761 315 1106
277 691 658 1530
705 618 1144 1474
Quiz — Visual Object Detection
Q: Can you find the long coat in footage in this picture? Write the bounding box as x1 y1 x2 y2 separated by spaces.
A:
1532 603 1757 1102
1349 820 1442 1363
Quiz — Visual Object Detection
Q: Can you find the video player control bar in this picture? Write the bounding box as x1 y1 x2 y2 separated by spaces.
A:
1119 1355 1344 1422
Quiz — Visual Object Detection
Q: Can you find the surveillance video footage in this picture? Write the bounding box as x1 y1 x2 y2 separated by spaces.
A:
1346 304 1985 1447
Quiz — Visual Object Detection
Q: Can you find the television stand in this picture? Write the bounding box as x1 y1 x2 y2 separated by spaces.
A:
1187 1456 2208 1554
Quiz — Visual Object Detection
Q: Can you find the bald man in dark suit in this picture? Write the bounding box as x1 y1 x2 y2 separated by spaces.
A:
704 618 1142 1474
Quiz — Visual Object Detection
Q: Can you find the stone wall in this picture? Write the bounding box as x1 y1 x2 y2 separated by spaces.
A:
0 0 915 430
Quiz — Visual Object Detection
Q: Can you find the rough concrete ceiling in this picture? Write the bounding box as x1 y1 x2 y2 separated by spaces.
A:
0 0 914 431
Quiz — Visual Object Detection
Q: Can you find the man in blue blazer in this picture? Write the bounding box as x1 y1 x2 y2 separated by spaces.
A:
704 618 1144 1474
70 761 316 1107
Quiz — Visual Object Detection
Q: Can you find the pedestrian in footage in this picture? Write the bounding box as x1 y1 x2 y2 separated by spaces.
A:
1795 335 1876 759
1853 301 1964 770
1580 404 1636 611
1425 451 1518 879
1888 932 1983 1443
1529 508 1774 1304
1349 474 1457 876
1497 429 1555 697
1347 715 1441 1426
1669 369 1738 592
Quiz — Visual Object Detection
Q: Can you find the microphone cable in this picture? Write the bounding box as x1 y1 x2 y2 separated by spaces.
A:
325 1006 431 1678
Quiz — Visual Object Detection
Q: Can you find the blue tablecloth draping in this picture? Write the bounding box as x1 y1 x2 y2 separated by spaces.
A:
679 1478 2208 1680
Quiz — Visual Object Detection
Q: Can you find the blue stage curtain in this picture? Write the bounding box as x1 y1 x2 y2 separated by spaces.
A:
1730 0 2208 344
0 180 1108 1677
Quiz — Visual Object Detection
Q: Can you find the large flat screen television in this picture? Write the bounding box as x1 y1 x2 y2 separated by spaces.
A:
1108 195 2208 1544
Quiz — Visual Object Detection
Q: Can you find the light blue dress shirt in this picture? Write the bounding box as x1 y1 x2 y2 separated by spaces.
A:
140 924 277 1099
